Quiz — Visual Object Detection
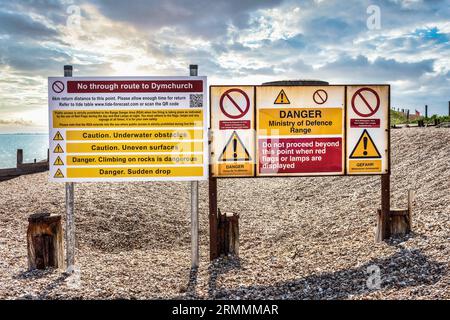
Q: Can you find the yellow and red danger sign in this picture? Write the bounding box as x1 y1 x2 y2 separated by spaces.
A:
257 86 345 176
48 76 208 182
210 84 389 178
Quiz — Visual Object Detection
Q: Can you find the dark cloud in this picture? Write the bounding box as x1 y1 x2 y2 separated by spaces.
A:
0 42 71 72
1 0 68 29
0 9 59 40
318 55 435 81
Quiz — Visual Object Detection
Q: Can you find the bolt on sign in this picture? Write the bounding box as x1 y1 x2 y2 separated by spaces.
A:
210 84 389 177
48 77 208 181
210 86 255 177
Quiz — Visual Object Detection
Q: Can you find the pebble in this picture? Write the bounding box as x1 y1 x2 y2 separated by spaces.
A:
0 128 449 299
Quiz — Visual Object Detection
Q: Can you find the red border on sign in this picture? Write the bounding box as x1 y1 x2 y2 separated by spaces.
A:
351 87 380 117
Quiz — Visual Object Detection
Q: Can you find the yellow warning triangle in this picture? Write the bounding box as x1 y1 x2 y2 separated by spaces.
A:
53 144 64 153
54 169 64 178
53 156 64 166
53 131 64 141
274 89 290 104
218 131 251 162
349 129 381 159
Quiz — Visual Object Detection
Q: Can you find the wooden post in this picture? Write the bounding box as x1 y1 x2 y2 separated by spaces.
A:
189 64 199 268
387 209 410 236
17 149 23 167
406 109 410 124
208 175 219 260
448 101 450 117
226 212 239 256
425 105 428 119
64 65 76 272
216 210 239 257
27 213 64 270
408 189 414 227
376 174 391 242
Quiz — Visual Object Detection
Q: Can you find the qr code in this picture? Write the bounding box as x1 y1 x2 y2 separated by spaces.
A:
190 94 203 108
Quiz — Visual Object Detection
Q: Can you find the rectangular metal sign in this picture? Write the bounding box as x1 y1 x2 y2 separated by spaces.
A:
210 86 255 177
210 84 389 178
257 86 345 176
49 76 208 182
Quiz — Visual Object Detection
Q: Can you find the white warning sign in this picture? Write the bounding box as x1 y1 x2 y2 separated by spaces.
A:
346 85 389 174
210 86 255 177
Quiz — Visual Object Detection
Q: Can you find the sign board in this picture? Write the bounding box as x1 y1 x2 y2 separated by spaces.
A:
48 76 208 182
257 86 345 176
210 84 389 178
210 86 255 177
347 85 389 174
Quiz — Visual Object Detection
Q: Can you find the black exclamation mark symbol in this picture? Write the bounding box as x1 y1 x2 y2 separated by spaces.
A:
233 137 237 161
363 136 368 156
280 92 284 103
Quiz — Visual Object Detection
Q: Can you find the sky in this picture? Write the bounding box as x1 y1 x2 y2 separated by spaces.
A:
0 0 449 133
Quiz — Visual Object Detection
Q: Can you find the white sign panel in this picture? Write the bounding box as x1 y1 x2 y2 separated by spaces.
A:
346 85 389 174
48 76 208 182
210 86 255 177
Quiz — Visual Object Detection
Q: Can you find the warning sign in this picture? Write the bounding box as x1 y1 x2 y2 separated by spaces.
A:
274 89 290 104
346 85 389 174
218 131 251 162
54 169 64 178
259 138 342 174
53 156 64 166
53 144 64 153
220 88 250 119
210 84 389 178
257 86 345 176
53 131 64 141
351 87 380 117
349 130 381 159
313 89 328 105
48 76 208 182
210 86 255 177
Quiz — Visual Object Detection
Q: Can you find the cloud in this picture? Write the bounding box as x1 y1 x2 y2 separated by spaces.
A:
87 0 283 37
0 43 71 72
0 9 59 40
315 55 435 82
0 0 449 129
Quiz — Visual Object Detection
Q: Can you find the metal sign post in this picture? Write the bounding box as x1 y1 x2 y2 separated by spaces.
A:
190 64 199 268
63 65 76 272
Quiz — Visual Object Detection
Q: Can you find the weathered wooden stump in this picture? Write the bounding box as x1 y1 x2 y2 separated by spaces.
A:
217 210 239 257
376 190 413 240
27 213 64 270
377 208 411 238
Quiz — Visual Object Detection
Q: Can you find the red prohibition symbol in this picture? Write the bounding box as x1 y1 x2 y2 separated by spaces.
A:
52 81 65 93
313 89 328 104
351 87 380 117
220 88 250 119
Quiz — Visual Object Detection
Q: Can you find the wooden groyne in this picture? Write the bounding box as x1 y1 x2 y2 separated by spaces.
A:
0 149 49 181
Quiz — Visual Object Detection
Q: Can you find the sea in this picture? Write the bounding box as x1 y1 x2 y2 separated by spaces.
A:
0 133 49 169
